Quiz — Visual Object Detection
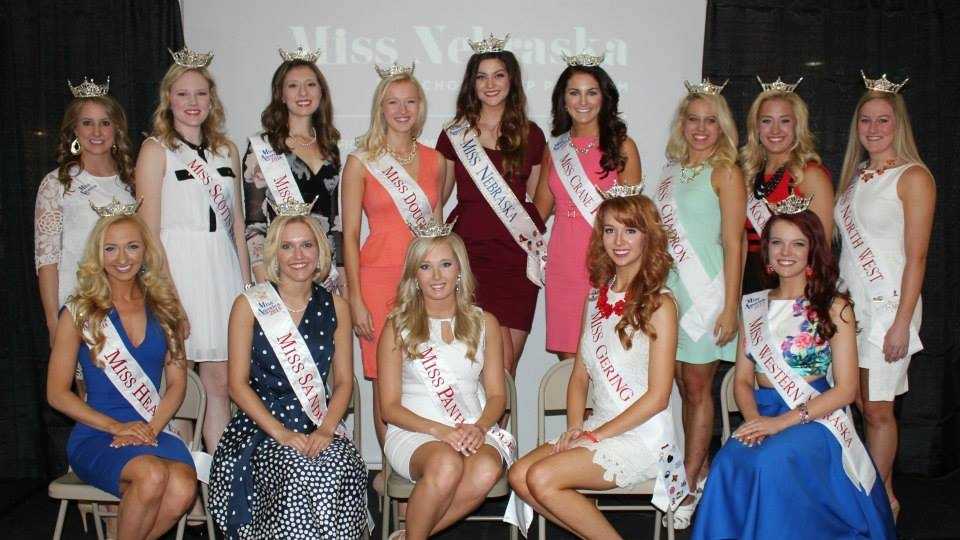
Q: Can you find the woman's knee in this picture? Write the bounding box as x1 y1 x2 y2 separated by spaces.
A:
862 401 896 427
419 449 464 493
525 461 561 499
126 458 170 502
463 453 503 496
163 465 198 513
508 460 530 493
680 369 715 402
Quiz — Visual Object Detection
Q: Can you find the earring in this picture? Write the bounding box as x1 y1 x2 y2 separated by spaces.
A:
138 264 147 275
415 282 421 291
764 264 774 275
70 138 81 155
455 275 462 293
804 266 814 278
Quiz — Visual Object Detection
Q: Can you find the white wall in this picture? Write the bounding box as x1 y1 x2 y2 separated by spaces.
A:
183 0 706 465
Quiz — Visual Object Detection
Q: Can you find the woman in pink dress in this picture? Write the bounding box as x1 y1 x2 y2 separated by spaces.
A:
533 53 642 359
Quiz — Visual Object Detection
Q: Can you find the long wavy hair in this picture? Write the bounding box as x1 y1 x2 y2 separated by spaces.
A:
450 51 529 177
740 91 822 190
587 195 674 348
551 65 628 177
355 73 427 160
760 211 850 339
70 215 187 367
56 95 136 192
150 64 230 155
665 93 738 168
261 215 332 284
388 233 484 360
260 60 341 169
837 90 926 197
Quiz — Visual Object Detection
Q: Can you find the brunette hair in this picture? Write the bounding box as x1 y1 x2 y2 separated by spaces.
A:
56 96 136 191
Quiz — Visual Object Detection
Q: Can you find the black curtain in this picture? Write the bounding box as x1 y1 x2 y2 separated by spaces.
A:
0 0 183 479
704 0 960 477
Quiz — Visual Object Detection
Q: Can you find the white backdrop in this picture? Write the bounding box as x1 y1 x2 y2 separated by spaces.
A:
183 0 707 465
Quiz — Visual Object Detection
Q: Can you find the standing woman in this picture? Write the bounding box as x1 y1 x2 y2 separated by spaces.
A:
646 79 746 528
436 34 546 375
136 48 251 452
341 63 443 448
533 52 642 360
740 77 833 294
835 72 935 519
243 47 343 287
36 78 136 347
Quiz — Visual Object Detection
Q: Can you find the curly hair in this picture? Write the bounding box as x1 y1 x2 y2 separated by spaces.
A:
760 211 850 339
260 60 341 169
56 95 136 192
665 93 738 168
740 91 822 190
70 215 187 367
388 233 485 360
586 195 674 348
550 66 628 177
150 64 231 156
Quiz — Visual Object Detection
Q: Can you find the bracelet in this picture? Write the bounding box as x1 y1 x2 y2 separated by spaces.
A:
581 431 600 443
797 402 811 424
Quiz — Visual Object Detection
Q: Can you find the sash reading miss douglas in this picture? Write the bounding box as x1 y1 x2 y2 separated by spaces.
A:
353 150 433 229
548 133 602 227
248 135 306 205
161 138 237 245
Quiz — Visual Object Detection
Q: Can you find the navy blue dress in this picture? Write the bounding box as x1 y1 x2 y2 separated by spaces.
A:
209 284 367 539
66 309 194 497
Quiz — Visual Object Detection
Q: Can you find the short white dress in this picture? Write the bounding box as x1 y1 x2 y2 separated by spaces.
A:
836 163 923 401
157 137 244 362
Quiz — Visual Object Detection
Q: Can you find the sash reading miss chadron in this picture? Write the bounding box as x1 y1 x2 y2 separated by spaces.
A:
163 138 236 245
353 150 433 229
445 122 546 287
248 134 306 205
548 132 602 227
411 339 533 534
742 290 876 492
243 283 349 438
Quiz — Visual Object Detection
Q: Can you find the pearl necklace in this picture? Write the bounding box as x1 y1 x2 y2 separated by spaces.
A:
288 128 317 148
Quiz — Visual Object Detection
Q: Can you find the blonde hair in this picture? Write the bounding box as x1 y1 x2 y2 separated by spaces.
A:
261 215 332 284
150 64 230 155
740 91 822 190
355 73 427 159
838 91 926 197
388 234 484 360
70 215 187 367
665 93 738 168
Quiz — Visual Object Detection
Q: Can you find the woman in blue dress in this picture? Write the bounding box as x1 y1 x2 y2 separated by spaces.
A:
209 212 368 539
47 211 196 540
692 209 895 539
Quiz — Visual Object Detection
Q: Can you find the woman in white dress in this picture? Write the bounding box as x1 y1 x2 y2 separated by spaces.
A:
835 72 935 519
509 189 687 539
136 47 251 452
378 227 510 540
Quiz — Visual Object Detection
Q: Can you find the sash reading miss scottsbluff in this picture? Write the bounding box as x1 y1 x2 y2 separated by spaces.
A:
243 283 349 438
446 122 546 287
649 164 725 341
584 289 689 512
742 290 876 492
353 150 433 229
548 132 602 227
836 178 922 355
248 135 306 205
161 138 236 245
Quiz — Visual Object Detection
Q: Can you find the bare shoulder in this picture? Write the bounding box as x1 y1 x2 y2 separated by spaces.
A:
652 290 678 321
139 137 166 158
901 163 935 188
829 295 854 324
231 293 253 321
481 310 501 331
619 135 640 156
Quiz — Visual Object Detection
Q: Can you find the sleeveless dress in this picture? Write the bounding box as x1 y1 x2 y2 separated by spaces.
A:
383 315 501 480
209 284 368 539
357 145 440 378
835 164 922 401
692 296 895 539
544 137 617 353
66 308 194 497
157 137 245 362
436 125 547 332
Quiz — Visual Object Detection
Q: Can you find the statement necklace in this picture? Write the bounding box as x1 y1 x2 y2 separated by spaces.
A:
289 128 317 148
753 165 788 200
569 137 598 155
597 282 629 319
679 163 705 184
858 158 898 183
387 140 418 165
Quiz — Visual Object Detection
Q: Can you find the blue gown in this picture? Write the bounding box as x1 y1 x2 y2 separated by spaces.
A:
66 309 194 497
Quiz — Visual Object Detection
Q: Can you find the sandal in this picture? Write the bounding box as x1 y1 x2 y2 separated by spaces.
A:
889 497 901 523
666 473 707 530
388 530 406 540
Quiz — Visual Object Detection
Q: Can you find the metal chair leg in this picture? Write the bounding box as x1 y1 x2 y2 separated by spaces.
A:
92 503 105 540
380 492 391 540
52 500 69 540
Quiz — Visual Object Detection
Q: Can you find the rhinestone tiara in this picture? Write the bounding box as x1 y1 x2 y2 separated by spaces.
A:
562 51 606 67
267 196 318 217
90 198 142 218
279 46 322 63
599 182 645 200
684 78 728 95
409 217 456 238
68 76 110 98
861 70 908 94
168 46 214 69
375 61 416 79
770 192 813 215
757 75 803 93
468 33 510 54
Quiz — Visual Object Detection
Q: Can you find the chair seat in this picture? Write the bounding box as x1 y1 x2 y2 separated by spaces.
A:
386 471 511 499
49 472 119 503
581 479 657 496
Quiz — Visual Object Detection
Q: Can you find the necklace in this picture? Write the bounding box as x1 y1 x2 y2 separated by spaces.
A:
569 137 598 155
858 158 899 183
288 128 317 147
280 295 310 313
387 140 418 165
679 163 705 184
753 165 788 200
596 282 629 319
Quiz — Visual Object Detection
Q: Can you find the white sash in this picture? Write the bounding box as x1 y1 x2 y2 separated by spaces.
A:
165 140 236 244
243 283 349 438
585 289 689 512
745 192 773 236
445 123 546 287
248 135 305 205
410 337 533 534
836 181 922 355
650 165 724 341
354 150 432 229
742 291 876 492
548 133 602 227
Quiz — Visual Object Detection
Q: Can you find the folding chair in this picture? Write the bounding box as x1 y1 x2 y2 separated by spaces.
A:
719 367 741 445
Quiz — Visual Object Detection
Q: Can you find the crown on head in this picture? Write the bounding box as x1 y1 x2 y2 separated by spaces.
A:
267 196 319 217
861 70 908 94
770 192 813 215
757 75 803 93
409 217 456 238
375 61 416 79
562 51 606 67
599 182 645 200
468 33 510 54
279 46 322 63
168 47 214 69
684 78 728 95
90 198 142 218
68 76 110 98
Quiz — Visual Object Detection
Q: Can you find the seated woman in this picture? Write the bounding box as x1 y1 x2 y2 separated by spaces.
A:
692 207 895 539
509 188 688 539
47 210 197 540
379 225 527 540
209 209 368 539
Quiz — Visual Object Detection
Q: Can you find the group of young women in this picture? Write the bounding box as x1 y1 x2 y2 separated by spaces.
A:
38 32 933 539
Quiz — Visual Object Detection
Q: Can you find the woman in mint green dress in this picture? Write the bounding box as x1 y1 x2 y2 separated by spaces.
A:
645 79 746 529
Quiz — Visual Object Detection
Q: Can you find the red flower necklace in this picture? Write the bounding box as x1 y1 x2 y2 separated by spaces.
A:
597 283 628 319
858 158 898 183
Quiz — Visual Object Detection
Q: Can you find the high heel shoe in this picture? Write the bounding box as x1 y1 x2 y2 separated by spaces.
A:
889 497 901 523
667 473 707 530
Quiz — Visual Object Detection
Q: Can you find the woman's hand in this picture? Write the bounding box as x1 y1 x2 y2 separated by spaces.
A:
305 428 334 458
714 306 738 346
434 424 468 453
349 296 374 340
109 421 156 446
553 427 584 454
732 415 788 447
456 423 486 455
883 320 910 362
276 428 310 455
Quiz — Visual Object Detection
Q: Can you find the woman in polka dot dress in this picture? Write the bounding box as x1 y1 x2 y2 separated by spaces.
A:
209 214 368 539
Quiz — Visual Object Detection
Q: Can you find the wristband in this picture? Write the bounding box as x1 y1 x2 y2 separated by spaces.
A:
797 402 811 424
581 431 600 443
